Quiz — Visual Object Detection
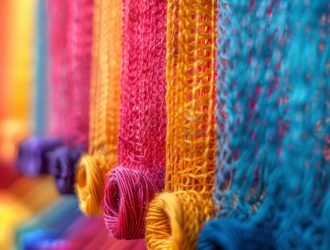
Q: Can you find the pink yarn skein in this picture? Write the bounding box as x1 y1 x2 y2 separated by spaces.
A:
103 0 167 240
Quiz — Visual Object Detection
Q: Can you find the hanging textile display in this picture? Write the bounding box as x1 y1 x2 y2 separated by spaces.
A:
17 0 92 190
198 1 330 250
145 0 218 249
16 0 68 177
102 0 167 240
76 0 122 215
48 0 93 194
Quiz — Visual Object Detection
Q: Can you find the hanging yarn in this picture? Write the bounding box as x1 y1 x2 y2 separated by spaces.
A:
199 0 286 248
76 0 122 215
33 0 47 136
48 0 93 194
17 0 92 189
199 0 330 249
15 0 68 177
274 1 330 249
1 0 35 164
145 0 218 248
103 0 167 239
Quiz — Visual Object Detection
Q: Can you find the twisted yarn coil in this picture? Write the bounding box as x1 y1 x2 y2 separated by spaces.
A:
145 0 218 248
76 0 122 215
103 0 167 239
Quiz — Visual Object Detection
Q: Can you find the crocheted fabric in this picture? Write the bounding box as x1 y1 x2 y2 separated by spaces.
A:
199 1 330 249
103 0 167 239
145 0 217 249
76 0 122 215
47 0 93 194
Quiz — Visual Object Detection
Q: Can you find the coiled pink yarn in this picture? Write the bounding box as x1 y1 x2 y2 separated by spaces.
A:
103 0 167 240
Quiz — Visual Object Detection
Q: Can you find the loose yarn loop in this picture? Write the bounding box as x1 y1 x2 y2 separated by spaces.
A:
16 136 63 177
198 219 275 250
146 191 214 250
76 154 106 215
104 167 164 239
48 145 85 194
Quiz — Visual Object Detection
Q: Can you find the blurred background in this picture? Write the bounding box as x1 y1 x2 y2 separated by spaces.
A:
0 1 145 249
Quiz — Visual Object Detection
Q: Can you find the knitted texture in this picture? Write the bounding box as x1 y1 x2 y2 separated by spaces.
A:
145 0 217 249
103 0 167 239
48 0 93 194
199 1 330 249
76 0 122 215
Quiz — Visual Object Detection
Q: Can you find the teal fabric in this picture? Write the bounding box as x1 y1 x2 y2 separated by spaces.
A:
199 0 330 249
34 0 47 135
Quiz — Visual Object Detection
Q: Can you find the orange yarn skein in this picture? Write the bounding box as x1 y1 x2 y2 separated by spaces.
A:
76 0 122 215
145 0 218 249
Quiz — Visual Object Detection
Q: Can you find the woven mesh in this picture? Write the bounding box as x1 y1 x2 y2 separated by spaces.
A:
145 0 218 249
203 1 330 250
76 0 122 215
103 0 167 239
214 0 286 221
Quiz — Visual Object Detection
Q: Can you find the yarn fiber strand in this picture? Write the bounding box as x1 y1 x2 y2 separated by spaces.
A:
103 0 167 239
76 0 122 215
145 0 218 249
199 1 330 249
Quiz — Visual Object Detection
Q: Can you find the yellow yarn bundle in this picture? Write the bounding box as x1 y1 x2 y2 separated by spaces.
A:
76 0 122 216
145 0 218 249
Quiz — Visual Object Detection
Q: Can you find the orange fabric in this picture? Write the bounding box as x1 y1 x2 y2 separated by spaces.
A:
76 0 122 215
0 0 35 164
145 0 218 249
